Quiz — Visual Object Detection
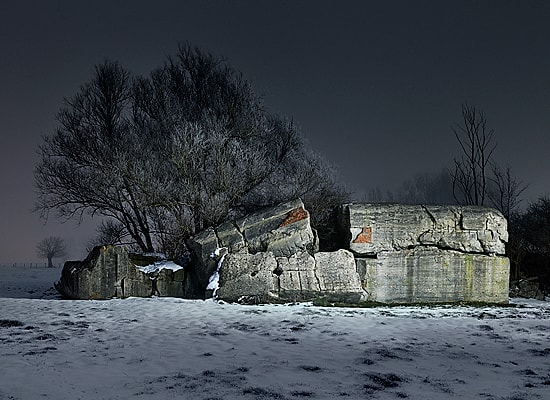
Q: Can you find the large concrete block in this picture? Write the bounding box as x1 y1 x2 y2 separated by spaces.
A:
55 246 153 299
216 221 246 253
340 203 508 256
121 261 154 298
187 199 318 294
234 198 317 256
356 248 510 304
156 268 185 297
55 246 193 300
216 252 279 303
314 250 363 293
215 250 365 303
276 252 320 295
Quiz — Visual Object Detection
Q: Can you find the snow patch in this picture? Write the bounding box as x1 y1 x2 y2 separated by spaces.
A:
135 260 183 274
206 247 228 297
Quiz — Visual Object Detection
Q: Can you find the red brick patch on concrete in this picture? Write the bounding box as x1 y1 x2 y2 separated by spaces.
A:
279 207 308 228
353 227 372 243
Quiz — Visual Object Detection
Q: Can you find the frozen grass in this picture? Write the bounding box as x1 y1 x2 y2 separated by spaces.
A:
0 265 549 399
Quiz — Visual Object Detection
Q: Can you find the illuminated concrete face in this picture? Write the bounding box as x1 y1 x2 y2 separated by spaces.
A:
356 249 509 304
341 203 510 304
342 203 508 256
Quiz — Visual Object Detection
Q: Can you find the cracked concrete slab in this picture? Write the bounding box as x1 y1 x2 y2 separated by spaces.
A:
340 203 507 256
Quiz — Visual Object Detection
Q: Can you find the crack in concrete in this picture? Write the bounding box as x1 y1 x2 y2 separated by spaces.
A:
231 221 247 250
457 210 465 231
312 259 323 292
420 204 438 227
417 229 432 244
211 228 221 253
406 243 494 256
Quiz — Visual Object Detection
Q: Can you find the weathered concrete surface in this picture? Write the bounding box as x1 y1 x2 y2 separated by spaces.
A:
55 246 189 300
235 198 317 256
55 246 147 299
56 201 511 305
356 248 510 304
216 249 364 303
119 259 154 298
276 251 319 297
340 203 511 304
216 252 279 303
340 203 508 256
187 199 318 291
314 250 363 295
155 268 185 297
277 250 363 302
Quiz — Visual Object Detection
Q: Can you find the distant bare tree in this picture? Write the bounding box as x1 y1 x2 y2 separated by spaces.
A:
363 187 394 203
396 168 455 205
488 164 528 220
507 213 530 281
364 187 384 203
451 104 497 206
486 164 528 280
36 236 67 267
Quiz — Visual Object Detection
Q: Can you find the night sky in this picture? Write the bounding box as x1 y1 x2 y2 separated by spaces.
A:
1 0 549 263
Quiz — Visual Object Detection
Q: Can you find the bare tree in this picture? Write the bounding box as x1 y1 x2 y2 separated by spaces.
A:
488 164 528 220
451 104 497 206
35 44 347 257
396 168 455 205
131 45 305 246
134 44 349 253
36 236 67 267
448 104 532 280
518 197 550 255
512 197 550 287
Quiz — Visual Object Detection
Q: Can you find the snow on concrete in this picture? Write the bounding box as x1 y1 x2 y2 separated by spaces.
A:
0 265 549 399
134 260 183 275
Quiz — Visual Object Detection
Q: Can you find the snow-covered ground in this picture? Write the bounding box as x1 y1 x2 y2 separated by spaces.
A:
1 265 549 400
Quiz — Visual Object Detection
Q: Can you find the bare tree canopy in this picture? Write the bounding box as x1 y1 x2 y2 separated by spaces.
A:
35 44 348 257
36 236 67 267
451 103 497 206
